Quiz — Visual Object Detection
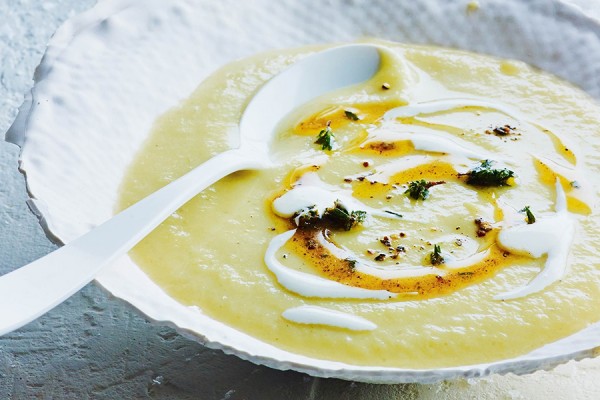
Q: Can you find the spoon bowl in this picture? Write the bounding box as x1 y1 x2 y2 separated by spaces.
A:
0 44 381 335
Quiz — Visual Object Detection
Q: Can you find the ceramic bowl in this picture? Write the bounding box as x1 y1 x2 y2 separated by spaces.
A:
7 0 600 383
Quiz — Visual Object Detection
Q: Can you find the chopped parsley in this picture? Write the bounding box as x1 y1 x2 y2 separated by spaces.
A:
326 203 367 231
520 206 536 224
345 258 357 271
430 244 445 266
314 121 335 151
344 110 360 121
463 160 514 186
297 201 367 231
404 180 446 200
384 210 403 218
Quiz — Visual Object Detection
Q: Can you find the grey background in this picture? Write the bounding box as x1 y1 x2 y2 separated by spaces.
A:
2 1 600 399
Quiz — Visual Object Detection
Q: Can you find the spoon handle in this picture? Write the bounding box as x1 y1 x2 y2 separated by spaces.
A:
0 148 261 335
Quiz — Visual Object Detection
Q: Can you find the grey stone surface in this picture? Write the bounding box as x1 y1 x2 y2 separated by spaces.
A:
2 1 600 399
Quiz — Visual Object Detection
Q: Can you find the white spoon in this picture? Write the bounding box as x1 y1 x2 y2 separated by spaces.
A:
0 44 381 335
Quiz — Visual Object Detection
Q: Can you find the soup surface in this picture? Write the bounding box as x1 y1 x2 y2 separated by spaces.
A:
118 42 600 369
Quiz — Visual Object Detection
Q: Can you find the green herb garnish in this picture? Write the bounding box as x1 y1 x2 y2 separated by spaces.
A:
384 210 403 218
297 201 366 231
325 202 367 231
314 121 335 151
345 258 357 271
520 206 536 224
463 160 514 186
570 181 581 189
404 180 446 200
430 244 445 266
296 206 318 223
344 110 360 121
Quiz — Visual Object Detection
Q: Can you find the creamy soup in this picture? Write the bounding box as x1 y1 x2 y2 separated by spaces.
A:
117 41 600 369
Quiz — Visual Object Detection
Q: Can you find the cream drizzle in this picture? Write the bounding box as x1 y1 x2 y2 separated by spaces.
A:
495 181 575 300
272 172 403 222
383 98 576 166
264 230 396 299
269 173 492 293
383 98 527 121
282 305 377 331
362 121 495 161
269 97 581 315
315 230 490 279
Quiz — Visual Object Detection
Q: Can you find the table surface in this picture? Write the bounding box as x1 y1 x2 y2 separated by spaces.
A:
2 1 600 398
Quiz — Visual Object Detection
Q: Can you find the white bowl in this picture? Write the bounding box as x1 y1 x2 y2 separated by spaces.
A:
7 0 600 383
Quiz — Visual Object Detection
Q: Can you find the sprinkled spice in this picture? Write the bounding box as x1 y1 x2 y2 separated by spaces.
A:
306 238 318 250
380 236 392 247
368 142 396 153
485 124 516 136
474 218 493 237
